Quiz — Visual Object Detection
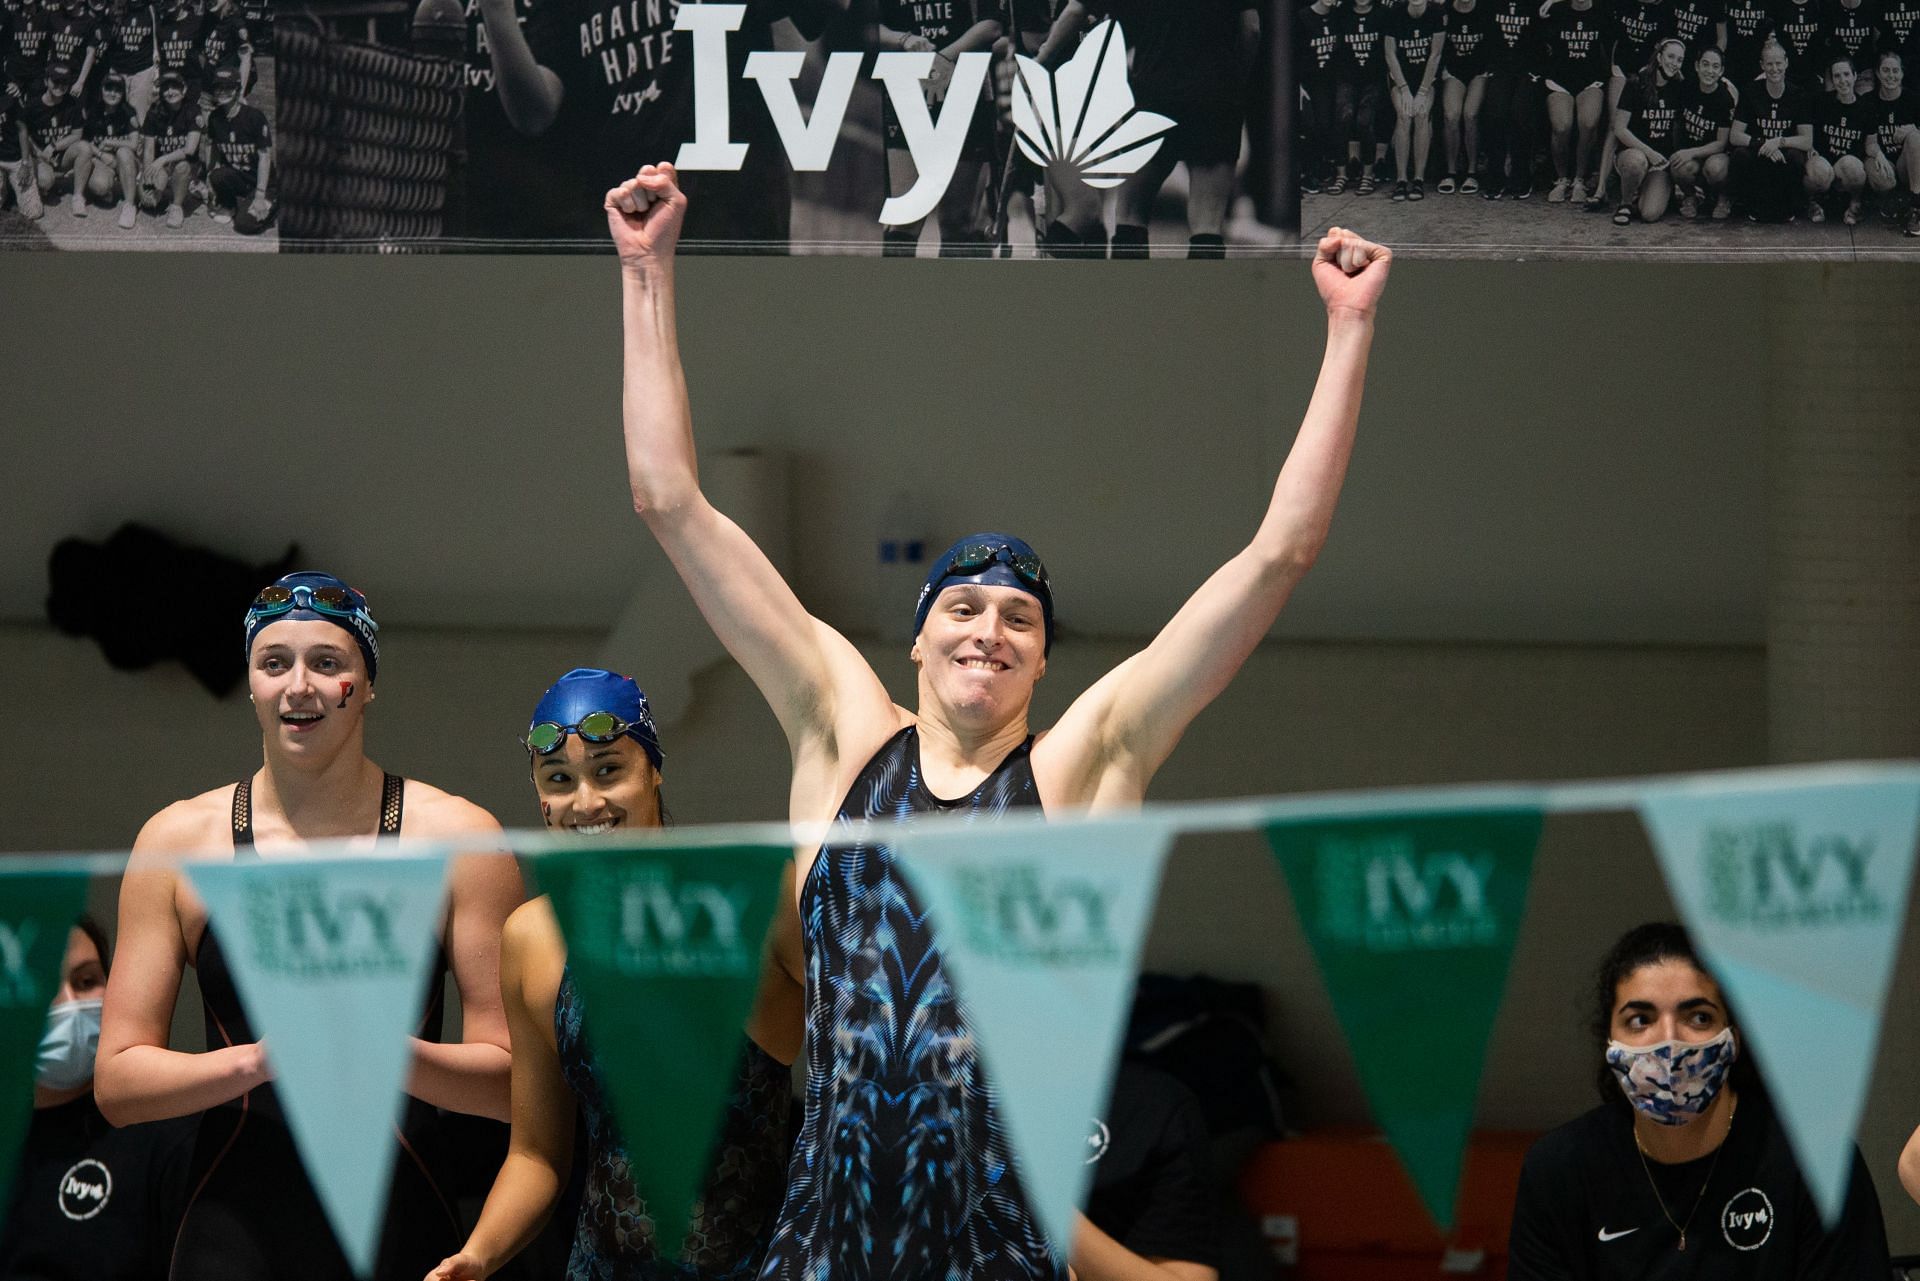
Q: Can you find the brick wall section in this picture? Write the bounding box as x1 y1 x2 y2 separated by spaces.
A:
1766 270 1920 763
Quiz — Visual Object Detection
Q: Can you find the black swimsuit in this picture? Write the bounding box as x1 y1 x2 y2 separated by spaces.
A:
169 774 463 1281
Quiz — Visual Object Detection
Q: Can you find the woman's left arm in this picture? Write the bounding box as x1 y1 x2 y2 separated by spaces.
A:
1900 1124 1920 1207
408 805 523 1121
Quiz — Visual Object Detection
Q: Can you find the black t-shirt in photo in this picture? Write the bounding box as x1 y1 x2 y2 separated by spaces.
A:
1388 2 1448 77
1084 1065 1220 1270
196 9 244 69
84 93 135 143
153 8 201 78
1880 0 1920 41
1507 1093 1890 1281
1814 89 1872 151
1332 2 1390 78
1084 0 1257 103
1719 0 1774 78
1296 2 1342 81
0 1096 197 1281
1666 0 1720 50
508 0 787 241
1484 0 1535 70
205 97 266 171
45 12 98 69
1611 0 1673 72
1618 71 1683 140
1676 74 1735 140
1544 1 1615 85
1864 86 1918 152
140 91 195 151
3 9 51 83
102 4 155 75
19 90 79 146
1443 0 1494 74
1823 0 1880 59
0 90 21 159
1736 77 1810 134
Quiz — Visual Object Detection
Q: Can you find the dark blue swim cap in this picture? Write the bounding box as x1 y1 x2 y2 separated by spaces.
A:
242 571 381 680
527 668 664 770
912 533 1055 654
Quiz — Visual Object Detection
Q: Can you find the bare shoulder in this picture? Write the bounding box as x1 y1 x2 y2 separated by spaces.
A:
396 780 505 841
502 894 562 957
131 786 238 862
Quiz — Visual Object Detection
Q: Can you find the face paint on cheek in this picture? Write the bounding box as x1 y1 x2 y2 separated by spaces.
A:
338 680 353 709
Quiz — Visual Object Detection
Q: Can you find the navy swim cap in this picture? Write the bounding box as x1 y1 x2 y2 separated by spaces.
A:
527 668 664 770
911 533 1055 655
242 571 380 680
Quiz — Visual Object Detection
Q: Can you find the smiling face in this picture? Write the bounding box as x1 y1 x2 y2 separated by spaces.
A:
1696 46 1723 87
1656 39 1686 78
912 583 1047 731
1881 52 1904 94
1760 41 1787 84
248 619 372 758
531 735 661 834
1610 959 1731 1048
1830 56 1856 94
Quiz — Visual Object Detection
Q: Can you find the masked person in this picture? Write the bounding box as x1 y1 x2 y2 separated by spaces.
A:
0 918 197 1281
425 667 796 1281
96 571 525 1281
606 162 1388 1281
1508 922 1892 1280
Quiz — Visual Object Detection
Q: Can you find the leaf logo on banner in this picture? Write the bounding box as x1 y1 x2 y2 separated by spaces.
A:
187 855 451 1277
0 872 92 1215
1011 20 1175 189
530 842 788 1261
1638 777 1920 1224
1265 810 1544 1229
896 819 1176 1258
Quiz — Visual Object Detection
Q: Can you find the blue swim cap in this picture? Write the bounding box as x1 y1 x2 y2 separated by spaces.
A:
912 533 1055 654
242 571 381 680
527 668 664 770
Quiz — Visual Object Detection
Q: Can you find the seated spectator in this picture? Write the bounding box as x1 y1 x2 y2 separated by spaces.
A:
1075 1063 1220 1281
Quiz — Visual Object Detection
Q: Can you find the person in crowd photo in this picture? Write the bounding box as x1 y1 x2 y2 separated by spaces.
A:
1611 35 1688 220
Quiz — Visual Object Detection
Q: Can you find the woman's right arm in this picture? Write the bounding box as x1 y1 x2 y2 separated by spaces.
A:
95 809 272 1127
425 909 575 1280
609 165 896 757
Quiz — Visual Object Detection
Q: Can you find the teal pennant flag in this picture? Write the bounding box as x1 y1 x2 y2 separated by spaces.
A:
1264 808 1544 1229
0 870 92 1216
1638 773 1920 1224
896 817 1176 1258
530 840 789 1258
187 854 451 1276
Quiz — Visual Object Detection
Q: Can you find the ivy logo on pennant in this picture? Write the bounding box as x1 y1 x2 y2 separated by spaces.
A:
244 877 408 979
1702 822 1883 929
0 920 42 1004
955 864 1120 965
1315 834 1501 952
592 864 757 978
1010 20 1176 189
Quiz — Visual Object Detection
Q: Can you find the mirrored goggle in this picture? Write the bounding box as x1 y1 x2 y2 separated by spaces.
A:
523 710 640 756
250 584 372 625
945 542 1048 591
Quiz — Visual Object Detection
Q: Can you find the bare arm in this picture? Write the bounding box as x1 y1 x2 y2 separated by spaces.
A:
95 808 272 1126
1071 1218 1217 1281
608 165 896 760
424 907 573 1280
406 813 522 1121
1037 0 1091 65
1900 1124 1920 1207
476 0 563 135
1048 229 1390 798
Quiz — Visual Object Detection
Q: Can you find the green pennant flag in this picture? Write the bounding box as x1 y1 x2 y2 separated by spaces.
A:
0 871 92 1214
530 840 788 1257
1264 809 1544 1229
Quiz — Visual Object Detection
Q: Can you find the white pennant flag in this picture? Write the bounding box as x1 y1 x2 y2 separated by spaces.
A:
1637 771 1920 1223
896 817 1175 1257
188 853 452 1275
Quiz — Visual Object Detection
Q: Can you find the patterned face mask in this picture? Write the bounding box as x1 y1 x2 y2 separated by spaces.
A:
1605 1027 1737 1125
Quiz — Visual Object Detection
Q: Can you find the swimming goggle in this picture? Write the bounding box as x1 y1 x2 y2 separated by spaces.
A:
247 584 379 632
940 542 1050 593
523 711 646 756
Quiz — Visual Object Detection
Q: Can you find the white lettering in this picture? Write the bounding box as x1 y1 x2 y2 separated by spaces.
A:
672 2 749 169
874 49 989 224
744 48 859 169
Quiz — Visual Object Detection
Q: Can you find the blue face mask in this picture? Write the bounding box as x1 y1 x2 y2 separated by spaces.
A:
37 998 103 1092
